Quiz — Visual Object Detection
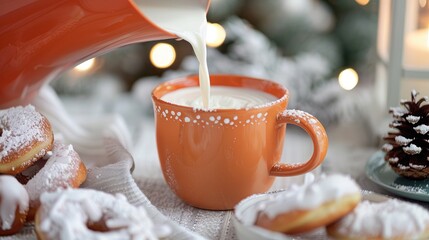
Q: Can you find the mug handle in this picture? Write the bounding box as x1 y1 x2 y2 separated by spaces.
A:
270 109 328 176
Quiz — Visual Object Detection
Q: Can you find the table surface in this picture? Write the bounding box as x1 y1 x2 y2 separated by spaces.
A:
59 94 429 240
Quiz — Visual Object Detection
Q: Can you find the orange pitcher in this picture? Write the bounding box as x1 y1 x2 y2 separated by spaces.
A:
0 0 209 108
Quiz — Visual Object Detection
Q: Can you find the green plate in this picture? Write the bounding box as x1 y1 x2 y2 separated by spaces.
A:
365 151 429 202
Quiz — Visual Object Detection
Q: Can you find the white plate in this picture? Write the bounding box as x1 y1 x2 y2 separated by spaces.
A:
365 151 429 202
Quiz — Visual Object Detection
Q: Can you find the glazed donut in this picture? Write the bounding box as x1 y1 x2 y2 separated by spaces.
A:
17 140 87 220
327 199 429 240
35 188 170 240
254 174 361 234
0 175 29 236
0 105 54 174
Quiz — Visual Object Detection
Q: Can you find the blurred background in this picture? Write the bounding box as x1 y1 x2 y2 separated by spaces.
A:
52 0 380 126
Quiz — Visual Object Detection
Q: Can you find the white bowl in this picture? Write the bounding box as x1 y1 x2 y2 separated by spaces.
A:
233 190 389 240
233 190 325 240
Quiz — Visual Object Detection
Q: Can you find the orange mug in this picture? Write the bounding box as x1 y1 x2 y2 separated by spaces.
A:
151 75 329 210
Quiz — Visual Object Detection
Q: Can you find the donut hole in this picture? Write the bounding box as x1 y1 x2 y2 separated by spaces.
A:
87 220 111 233
87 218 125 233
15 158 48 184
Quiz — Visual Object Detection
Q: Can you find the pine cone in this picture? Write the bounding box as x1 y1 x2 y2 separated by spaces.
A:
382 90 429 179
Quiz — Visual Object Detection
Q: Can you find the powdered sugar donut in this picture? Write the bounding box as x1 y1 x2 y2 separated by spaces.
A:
0 175 29 236
19 140 87 220
327 199 429 240
254 174 361 234
0 105 54 174
35 188 170 240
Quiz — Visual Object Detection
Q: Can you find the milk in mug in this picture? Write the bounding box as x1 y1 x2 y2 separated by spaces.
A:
161 86 277 109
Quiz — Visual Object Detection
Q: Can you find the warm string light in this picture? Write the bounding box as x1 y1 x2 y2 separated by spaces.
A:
150 43 176 68
338 68 359 90
206 22 226 48
73 58 96 72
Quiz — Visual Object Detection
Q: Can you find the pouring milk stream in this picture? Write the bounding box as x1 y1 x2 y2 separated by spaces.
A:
138 0 276 109
137 0 211 108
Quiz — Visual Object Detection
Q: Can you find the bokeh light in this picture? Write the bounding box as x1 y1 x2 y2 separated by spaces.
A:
206 22 226 48
338 68 359 90
150 43 176 69
355 0 370 6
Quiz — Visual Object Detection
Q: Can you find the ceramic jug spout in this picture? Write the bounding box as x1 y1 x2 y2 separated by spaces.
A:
0 0 209 108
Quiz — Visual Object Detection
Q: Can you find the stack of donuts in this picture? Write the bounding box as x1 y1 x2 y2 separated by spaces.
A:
0 105 87 235
253 174 429 240
0 105 168 239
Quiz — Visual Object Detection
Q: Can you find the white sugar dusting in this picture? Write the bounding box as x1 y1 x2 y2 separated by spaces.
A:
398 164 410 170
388 157 399 163
390 122 402 127
414 124 429 135
309 119 317 124
0 176 29 230
283 109 322 135
255 174 361 218
410 163 425 170
382 144 393 152
0 105 46 160
333 199 429 238
403 144 422 155
393 183 429 194
39 188 170 239
390 107 406 117
283 110 316 123
395 136 413 146
406 115 421 125
25 141 81 202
